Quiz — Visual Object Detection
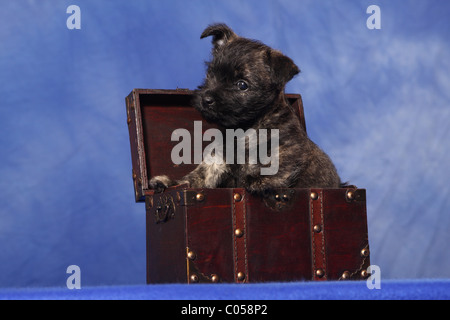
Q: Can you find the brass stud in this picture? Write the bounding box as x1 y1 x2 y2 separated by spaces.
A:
361 269 368 278
211 274 219 283
195 193 205 202
275 194 281 201
361 248 370 257
282 194 289 201
346 191 354 201
190 274 199 283
234 228 244 238
233 193 242 202
237 272 246 281
341 271 351 279
315 269 324 278
132 172 137 180
310 192 318 200
127 117 131 124
313 224 322 233
187 251 196 260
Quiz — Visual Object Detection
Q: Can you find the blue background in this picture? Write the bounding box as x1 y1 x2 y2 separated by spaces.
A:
0 0 449 288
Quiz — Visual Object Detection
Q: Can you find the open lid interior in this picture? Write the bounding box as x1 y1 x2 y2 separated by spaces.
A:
126 89 305 202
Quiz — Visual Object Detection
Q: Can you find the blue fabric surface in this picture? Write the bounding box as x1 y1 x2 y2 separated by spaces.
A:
0 0 449 288
1 280 449 300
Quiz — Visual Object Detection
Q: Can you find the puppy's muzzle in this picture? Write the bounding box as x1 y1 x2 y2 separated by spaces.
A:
203 95 215 107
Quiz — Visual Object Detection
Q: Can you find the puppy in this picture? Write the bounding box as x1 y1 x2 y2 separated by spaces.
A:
150 24 341 195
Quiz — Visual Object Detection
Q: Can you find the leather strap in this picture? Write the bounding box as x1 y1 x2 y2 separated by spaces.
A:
310 189 327 280
232 188 248 283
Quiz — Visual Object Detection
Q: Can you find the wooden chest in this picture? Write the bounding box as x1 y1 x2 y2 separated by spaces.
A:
126 88 370 284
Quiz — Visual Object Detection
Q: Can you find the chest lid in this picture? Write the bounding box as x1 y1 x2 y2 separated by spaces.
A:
126 88 305 202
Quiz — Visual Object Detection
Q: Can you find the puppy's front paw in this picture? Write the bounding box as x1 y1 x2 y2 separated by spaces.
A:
149 175 173 193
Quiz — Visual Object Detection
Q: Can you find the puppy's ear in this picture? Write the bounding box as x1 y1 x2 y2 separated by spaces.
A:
201 23 238 51
266 49 300 87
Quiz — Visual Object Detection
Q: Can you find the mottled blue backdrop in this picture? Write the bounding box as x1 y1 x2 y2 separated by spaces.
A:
0 0 449 287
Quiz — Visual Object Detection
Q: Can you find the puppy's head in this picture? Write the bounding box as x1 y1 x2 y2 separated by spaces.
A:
194 24 300 128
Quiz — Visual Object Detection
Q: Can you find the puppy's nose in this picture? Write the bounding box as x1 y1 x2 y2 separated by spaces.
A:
203 95 215 106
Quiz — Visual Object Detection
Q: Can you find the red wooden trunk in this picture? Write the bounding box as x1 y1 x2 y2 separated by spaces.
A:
126 89 370 284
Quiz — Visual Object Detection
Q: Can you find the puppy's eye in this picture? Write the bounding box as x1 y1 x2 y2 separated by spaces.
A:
236 80 248 91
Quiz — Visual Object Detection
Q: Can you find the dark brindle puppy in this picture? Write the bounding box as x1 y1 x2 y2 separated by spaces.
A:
150 23 341 195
